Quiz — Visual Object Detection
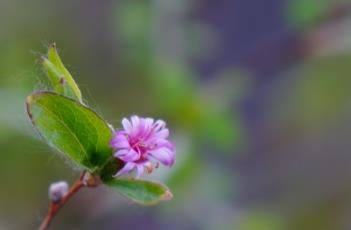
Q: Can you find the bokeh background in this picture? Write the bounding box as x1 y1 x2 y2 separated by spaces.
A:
1 0 351 229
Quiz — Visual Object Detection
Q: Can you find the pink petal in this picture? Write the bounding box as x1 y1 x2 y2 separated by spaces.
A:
144 118 154 130
142 118 155 139
114 149 140 161
131 115 140 127
156 139 174 149
110 133 130 148
122 118 132 133
150 147 175 166
114 149 128 157
114 162 135 177
153 120 165 131
135 118 146 136
131 116 141 134
136 164 145 178
154 128 169 139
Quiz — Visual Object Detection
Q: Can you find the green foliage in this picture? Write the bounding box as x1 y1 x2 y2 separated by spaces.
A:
26 91 112 172
285 0 325 27
41 43 82 102
237 210 284 230
41 57 65 94
275 55 351 129
284 0 351 28
151 64 240 151
107 179 173 205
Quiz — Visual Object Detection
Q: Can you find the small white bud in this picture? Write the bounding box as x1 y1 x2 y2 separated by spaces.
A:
49 181 69 203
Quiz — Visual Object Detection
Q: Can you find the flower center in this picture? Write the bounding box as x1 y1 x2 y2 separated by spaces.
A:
130 138 147 154
128 135 157 162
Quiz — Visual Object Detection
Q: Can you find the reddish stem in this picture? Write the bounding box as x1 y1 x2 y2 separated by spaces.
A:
39 171 98 230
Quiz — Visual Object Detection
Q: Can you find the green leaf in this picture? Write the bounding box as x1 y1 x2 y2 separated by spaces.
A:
286 0 328 28
107 179 173 205
99 158 125 182
41 57 65 94
41 43 83 102
26 91 112 172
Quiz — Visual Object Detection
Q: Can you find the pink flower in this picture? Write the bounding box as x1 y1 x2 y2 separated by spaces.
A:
110 115 175 178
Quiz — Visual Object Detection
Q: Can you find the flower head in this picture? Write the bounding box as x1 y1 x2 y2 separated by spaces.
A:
110 115 175 178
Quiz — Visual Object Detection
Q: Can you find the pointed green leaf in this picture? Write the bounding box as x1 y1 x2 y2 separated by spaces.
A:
26 91 112 172
41 43 82 102
41 57 65 94
107 179 173 205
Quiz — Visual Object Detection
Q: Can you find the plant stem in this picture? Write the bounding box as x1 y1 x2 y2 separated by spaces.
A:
39 171 97 230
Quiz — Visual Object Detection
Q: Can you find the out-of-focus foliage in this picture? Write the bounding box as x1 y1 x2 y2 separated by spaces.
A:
286 0 351 27
286 0 329 27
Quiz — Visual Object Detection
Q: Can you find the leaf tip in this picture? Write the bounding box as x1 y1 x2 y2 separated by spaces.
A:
26 94 34 106
48 42 59 57
49 42 57 49
48 43 58 55
162 189 173 201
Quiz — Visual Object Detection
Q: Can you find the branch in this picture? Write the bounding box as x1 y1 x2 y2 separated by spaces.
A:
39 171 99 230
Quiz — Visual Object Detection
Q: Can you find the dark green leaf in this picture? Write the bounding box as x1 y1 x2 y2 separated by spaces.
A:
99 158 124 182
26 91 112 172
107 179 173 205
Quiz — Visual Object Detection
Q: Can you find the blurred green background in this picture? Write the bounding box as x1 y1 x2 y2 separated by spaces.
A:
1 0 351 229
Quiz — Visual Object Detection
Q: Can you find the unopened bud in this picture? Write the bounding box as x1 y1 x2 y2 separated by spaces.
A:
82 172 100 187
49 181 68 203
